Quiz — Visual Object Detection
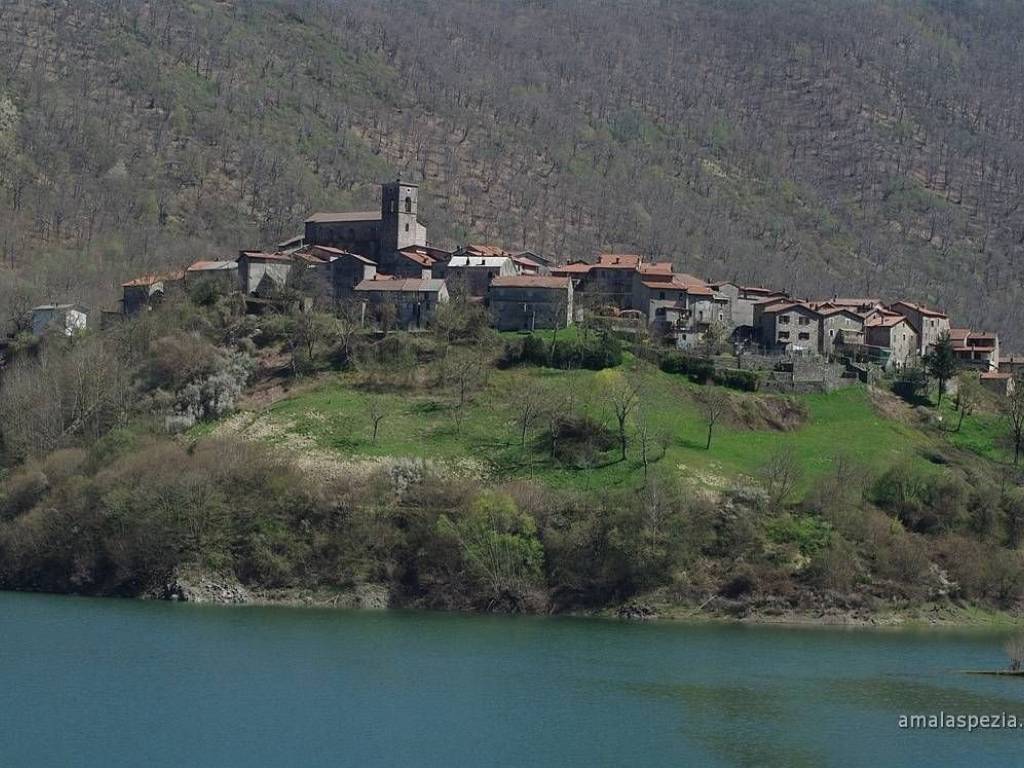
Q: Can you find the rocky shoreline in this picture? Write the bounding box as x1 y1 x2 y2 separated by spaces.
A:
126 565 1024 629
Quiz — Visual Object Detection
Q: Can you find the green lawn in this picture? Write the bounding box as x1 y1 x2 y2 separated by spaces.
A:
256 361 943 495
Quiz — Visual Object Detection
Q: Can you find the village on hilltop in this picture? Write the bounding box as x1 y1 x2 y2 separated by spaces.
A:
24 180 1015 394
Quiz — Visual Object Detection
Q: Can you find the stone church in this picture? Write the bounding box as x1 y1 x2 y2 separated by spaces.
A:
303 180 428 274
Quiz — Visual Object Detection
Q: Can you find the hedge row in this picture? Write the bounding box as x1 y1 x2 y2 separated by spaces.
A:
660 353 760 391
500 333 623 370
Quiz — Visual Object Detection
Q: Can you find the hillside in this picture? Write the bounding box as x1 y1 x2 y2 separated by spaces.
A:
4 276 1024 622
3 0 1024 342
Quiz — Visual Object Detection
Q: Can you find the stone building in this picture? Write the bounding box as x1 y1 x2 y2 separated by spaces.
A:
755 302 822 354
817 307 865 356
121 271 184 316
980 372 1015 396
1000 356 1024 377
353 277 449 330
889 300 950 355
710 283 789 340
488 275 573 331
949 328 999 371
237 251 293 296
437 253 518 297
581 253 643 309
324 248 378 301
303 180 427 271
31 304 89 336
864 314 918 370
184 261 239 293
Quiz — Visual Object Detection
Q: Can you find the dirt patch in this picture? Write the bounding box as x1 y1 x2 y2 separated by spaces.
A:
731 394 807 431
868 385 917 425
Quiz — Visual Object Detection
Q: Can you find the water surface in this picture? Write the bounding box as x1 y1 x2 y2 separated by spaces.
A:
2 592 1022 767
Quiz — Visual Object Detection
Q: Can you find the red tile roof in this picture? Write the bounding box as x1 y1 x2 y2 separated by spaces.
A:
638 261 674 276
464 244 513 258
239 251 293 262
890 300 948 318
762 301 820 316
490 276 570 289
595 253 641 269
186 260 237 272
865 313 911 328
551 262 593 275
122 271 185 287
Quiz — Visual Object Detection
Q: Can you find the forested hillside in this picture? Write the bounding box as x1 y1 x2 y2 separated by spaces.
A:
3 0 1024 340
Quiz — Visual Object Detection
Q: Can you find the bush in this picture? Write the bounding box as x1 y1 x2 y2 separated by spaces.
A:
500 333 622 370
435 491 545 610
712 368 760 392
539 414 617 467
660 352 713 383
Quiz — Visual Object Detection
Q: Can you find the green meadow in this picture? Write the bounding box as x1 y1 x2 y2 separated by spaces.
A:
245 352 1008 495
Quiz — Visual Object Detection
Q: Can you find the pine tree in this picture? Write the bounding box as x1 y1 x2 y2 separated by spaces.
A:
925 331 958 407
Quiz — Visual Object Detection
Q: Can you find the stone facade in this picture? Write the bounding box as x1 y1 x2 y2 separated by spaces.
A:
238 252 293 296
756 302 822 354
890 300 950 355
488 275 573 330
865 315 918 370
354 278 449 330
326 249 378 301
31 304 88 336
303 180 427 267
819 309 865 356
437 255 517 297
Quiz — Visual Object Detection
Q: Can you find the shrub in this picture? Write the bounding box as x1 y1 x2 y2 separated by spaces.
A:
435 491 545 610
712 368 760 392
660 353 713 383
539 414 617 467
765 514 832 557
500 333 622 370
804 535 860 591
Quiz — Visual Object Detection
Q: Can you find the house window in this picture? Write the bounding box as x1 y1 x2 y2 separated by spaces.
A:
798 316 810 326
799 332 810 341
779 315 790 324
405 223 410 232
658 291 665 300
829 329 835 337
405 196 412 213
779 331 790 340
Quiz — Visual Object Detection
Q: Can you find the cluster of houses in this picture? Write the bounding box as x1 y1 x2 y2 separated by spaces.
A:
24 179 1015 391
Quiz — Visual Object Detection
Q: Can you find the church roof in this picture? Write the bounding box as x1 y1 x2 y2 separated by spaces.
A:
305 211 381 224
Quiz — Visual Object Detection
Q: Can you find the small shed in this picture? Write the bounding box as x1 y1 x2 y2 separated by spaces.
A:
31 304 89 336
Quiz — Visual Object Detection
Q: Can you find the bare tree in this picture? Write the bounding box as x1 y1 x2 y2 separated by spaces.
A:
1005 378 1024 465
606 376 640 461
758 446 802 513
953 372 980 433
366 395 387 444
1005 635 1024 672
443 347 489 432
694 388 729 450
507 380 547 449
634 402 670 480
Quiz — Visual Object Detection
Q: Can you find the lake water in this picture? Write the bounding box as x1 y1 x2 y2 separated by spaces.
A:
2 593 1023 767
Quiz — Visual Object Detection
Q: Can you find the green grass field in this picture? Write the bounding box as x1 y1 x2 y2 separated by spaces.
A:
248 356 991 495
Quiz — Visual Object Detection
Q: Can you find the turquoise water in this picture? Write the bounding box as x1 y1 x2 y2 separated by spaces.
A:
2 593 1023 767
